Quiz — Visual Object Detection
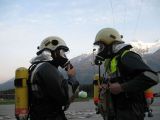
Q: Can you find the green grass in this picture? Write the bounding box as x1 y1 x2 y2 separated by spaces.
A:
0 99 15 105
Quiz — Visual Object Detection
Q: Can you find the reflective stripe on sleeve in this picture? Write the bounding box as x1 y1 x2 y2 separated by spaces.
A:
143 71 158 82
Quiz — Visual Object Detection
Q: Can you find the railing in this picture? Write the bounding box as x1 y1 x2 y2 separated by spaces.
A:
0 94 14 100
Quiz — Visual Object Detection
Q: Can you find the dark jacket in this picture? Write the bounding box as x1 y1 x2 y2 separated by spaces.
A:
29 62 78 120
110 50 158 120
119 51 158 93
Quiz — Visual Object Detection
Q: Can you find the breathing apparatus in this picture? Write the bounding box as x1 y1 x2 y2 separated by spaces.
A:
94 42 132 66
15 67 29 120
94 43 112 65
15 36 75 120
51 49 73 70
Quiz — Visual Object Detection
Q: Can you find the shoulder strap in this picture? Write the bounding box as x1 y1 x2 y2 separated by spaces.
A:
117 50 130 67
121 50 129 58
27 63 38 119
116 50 130 65
116 50 130 79
27 63 38 89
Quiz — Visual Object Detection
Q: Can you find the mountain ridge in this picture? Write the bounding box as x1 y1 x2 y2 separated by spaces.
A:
0 49 160 91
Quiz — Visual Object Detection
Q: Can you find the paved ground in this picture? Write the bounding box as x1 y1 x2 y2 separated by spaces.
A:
0 98 160 120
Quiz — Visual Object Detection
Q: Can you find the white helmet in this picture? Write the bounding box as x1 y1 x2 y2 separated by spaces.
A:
94 28 124 45
37 36 69 54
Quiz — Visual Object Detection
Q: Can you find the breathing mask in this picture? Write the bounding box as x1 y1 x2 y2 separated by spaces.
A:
94 43 113 65
94 42 133 65
52 49 73 70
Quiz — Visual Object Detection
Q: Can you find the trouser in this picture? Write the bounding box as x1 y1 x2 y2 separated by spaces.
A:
115 108 144 120
30 111 67 120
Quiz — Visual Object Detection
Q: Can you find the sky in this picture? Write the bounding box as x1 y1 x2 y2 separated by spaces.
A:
0 0 160 83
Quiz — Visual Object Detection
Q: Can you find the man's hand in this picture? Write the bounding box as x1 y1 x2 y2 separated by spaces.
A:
109 82 124 95
67 64 76 77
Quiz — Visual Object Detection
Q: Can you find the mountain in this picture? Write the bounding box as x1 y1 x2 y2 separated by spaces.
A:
0 49 160 91
130 40 160 54
144 49 160 72
70 53 101 85
0 78 14 91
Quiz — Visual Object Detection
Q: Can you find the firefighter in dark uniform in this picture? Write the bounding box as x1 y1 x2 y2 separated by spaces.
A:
29 36 79 120
93 28 158 120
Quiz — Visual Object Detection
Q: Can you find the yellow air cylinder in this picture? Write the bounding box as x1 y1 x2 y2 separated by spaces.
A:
15 67 29 119
93 74 101 105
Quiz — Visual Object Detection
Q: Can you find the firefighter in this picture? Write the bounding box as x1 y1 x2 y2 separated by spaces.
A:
29 36 79 120
93 28 158 120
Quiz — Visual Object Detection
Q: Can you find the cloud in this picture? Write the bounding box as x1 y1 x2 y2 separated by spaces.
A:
73 17 87 24
131 40 160 53
0 22 4 26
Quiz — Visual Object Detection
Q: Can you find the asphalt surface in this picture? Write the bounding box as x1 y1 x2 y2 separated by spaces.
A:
0 98 160 120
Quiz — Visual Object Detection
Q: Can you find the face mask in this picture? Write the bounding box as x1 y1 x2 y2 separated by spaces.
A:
52 49 70 69
95 43 111 63
94 43 116 65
